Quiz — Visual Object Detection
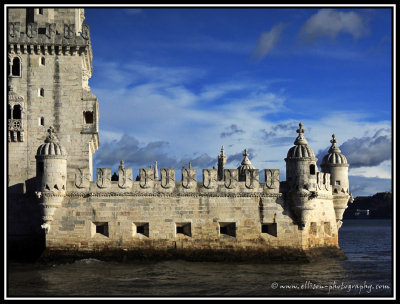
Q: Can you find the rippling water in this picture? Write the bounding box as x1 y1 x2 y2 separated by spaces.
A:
7 219 393 298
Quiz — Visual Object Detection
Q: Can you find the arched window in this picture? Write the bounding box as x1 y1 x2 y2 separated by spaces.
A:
12 57 21 76
13 105 22 119
309 164 316 175
40 57 45 65
39 88 44 97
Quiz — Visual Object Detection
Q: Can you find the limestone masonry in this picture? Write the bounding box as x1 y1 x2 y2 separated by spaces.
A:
7 8 354 262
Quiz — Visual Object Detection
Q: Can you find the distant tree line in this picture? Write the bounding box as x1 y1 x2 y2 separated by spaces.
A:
343 192 392 219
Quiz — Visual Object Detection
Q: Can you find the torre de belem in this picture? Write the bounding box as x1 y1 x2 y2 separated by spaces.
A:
7 8 354 262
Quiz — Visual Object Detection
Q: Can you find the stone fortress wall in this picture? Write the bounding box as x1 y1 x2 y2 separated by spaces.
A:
8 8 353 261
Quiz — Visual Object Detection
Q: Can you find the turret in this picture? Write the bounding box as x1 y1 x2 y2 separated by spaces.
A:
321 134 353 229
35 126 67 233
284 122 318 229
285 122 318 192
217 146 226 181
237 148 255 181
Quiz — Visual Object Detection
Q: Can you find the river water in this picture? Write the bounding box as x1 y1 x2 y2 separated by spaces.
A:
6 219 393 298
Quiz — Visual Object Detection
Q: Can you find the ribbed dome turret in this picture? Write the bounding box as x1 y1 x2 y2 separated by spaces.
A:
286 122 316 159
36 126 67 157
321 134 348 166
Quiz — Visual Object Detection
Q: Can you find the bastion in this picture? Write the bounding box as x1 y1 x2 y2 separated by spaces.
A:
7 8 353 262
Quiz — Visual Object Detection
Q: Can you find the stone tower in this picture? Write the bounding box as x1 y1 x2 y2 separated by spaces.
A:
7 8 99 243
284 122 319 229
7 8 99 190
320 134 353 228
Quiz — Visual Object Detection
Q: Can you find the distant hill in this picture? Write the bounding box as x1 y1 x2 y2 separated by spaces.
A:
343 192 393 219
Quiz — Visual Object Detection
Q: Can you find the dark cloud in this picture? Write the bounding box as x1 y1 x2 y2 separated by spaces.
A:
261 128 296 147
94 134 216 172
226 148 256 167
220 124 245 138
316 129 391 168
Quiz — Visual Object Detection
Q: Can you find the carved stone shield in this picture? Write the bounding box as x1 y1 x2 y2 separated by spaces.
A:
118 167 132 189
139 168 154 189
161 168 175 189
202 169 217 189
27 23 38 38
245 169 259 189
182 168 196 189
64 24 75 39
75 168 89 188
96 168 111 188
264 169 280 189
224 169 238 189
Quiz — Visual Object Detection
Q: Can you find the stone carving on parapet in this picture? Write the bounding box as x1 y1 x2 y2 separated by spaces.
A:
64 24 75 39
245 169 259 189
182 168 197 189
139 168 155 189
203 169 218 189
8 22 20 38
81 24 90 40
264 169 280 190
224 169 238 189
161 169 175 189
75 168 90 188
96 168 111 188
118 160 133 189
46 23 56 39
26 23 38 38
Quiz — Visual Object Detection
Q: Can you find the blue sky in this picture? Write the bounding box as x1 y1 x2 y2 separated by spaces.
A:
84 6 393 197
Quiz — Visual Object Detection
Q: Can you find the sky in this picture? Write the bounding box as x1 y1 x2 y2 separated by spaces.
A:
84 6 393 197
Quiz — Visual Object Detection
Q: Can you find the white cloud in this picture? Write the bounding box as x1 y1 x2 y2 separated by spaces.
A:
299 9 369 41
91 59 392 193
251 23 286 61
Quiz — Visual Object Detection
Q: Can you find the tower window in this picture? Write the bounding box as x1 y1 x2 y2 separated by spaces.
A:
39 117 45 126
335 180 340 185
11 57 21 77
39 88 44 97
40 57 45 65
13 105 22 119
310 164 316 175
38 8 44 14
83 111 94 124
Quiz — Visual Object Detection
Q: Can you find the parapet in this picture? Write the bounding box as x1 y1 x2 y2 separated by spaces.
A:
71 165 282 196
8 21 90 56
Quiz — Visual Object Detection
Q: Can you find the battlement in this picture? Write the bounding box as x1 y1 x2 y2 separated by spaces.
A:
8 22 90 56
70 163 333 197
72 166 282 195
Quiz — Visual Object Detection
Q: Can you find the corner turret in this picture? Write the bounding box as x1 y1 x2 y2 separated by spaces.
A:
35 126 67 233
321 134 353 229
284 122 319 229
